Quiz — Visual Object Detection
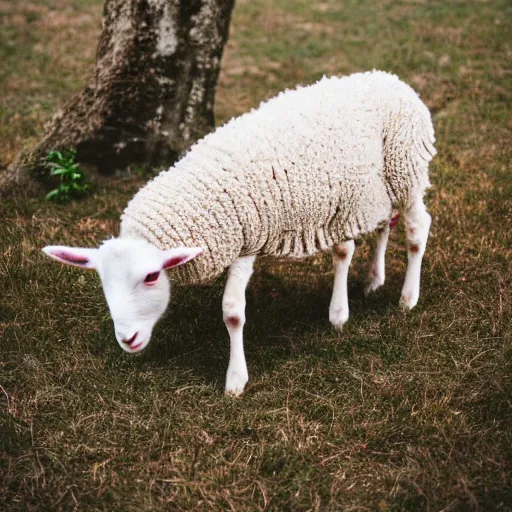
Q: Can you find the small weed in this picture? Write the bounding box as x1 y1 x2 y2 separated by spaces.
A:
45 149 89 202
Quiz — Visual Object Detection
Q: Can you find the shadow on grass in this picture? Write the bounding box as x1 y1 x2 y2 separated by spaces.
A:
115 258 414 392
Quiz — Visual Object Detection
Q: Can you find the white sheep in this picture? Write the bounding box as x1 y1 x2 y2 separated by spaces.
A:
43 71 436 396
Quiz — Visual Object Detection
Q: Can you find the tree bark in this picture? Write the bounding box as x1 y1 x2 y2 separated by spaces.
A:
2 0 235 190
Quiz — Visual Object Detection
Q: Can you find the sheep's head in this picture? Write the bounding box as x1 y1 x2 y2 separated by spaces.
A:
42 238 203 353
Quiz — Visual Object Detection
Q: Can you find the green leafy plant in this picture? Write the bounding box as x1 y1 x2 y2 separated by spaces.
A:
45 149 89 202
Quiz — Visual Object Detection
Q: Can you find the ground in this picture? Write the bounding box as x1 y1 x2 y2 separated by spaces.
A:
1 0 511 510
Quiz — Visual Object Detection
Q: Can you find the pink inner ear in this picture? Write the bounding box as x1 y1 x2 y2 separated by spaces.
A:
163 256 186 269
57 251 89 265
162 248 203 270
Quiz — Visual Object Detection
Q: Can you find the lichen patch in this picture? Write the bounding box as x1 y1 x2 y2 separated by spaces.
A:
155 4 178 57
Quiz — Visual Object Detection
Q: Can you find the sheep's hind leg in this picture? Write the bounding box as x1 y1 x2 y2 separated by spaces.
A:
329 240 355 330
222 255 256 396
400 197 431 310
365 225 390 295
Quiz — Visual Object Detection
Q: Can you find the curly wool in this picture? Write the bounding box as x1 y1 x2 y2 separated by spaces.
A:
120 71 436 284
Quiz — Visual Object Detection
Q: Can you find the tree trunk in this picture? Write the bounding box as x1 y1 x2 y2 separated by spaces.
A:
2 0 235 190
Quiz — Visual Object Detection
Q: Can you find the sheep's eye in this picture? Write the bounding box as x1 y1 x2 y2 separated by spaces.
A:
144 271 160 284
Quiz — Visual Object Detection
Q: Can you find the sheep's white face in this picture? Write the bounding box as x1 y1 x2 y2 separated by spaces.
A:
42 238 203 354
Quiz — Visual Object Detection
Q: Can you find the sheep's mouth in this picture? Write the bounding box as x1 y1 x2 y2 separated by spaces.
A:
128 341 145 352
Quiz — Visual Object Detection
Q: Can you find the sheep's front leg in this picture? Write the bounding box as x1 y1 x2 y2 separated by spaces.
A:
329 240 355 330
222 255 256 396
400 197 431 310
365 225 390 295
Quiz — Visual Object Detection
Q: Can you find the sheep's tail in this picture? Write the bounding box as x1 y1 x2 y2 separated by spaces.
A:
383 99 436 207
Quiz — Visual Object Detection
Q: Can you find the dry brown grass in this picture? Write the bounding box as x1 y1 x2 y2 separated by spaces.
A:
1 0 511 510
0 0 102 166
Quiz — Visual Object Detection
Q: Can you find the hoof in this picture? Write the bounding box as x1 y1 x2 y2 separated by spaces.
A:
224 368 248 397
399 290 419 310
364 276 384 296
329 308 348 331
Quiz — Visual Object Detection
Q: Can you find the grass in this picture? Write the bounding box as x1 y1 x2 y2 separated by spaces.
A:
1 0 511 510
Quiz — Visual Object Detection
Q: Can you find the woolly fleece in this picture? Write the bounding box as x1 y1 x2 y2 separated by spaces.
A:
120 71 436 284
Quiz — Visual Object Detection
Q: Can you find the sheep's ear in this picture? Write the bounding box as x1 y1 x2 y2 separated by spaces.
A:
162 247 203 270
42 245 98 270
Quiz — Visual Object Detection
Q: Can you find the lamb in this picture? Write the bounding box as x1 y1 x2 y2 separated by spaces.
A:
43 70 436 396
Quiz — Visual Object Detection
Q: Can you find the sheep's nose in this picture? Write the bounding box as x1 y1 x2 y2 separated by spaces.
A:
121 332 138 346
